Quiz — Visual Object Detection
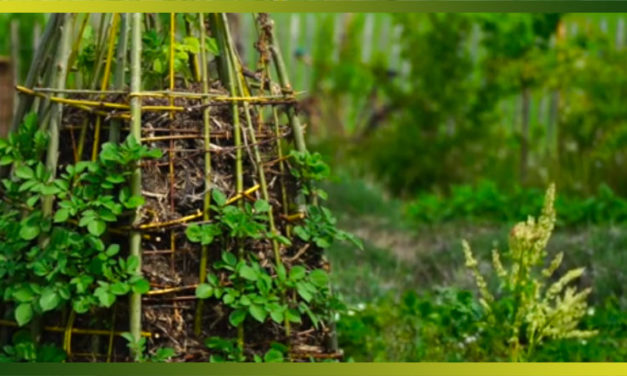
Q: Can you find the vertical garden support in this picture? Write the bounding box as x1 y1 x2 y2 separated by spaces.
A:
34 13 73 346
268 25 307 153
42 14 72 217
92 13 120 161
194 12 212 336
223 14 292 344
221 13 282 266
128 12 144 357
10 14 63 135
215 12 245 354
109 13 129 144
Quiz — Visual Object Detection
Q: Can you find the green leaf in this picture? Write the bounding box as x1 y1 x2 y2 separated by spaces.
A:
196 283 214 299
186 224 221 245
314 237 331 249
15 303 33 326
254 199 270 213
86 236 105 252
276 264 287 282
87 220 106 236
249 304 267 323
40 184 61 195
26 195 40 208
105 244 120 257
126 255 140 273
53 208 70 223
263 348 284 363
223 293 235 305
145 148 163 159
72 297 92 314
270 307 284 324
183 36 200 53
289 266 306 281
222 252 237 267
132 278 151 294
212 189 227 207
299 302 320 329
293 226 310 241
205 37 220 55
39 289 60 312
297 282 313 302
152 347 175 362
98 209 117 222
286 308 302 323
19 224 40 241
309 269 329 288
228 309 247 326
15 166 34 179
71 275 94 294
94 286 116 308
106 174 126 184
153 59 164 74
110 282 130 296
124 195 145 209
0 155 13 165
239 264 258 281
12 287 34 303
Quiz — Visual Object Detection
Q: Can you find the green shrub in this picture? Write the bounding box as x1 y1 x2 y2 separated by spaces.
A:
337 288 485 361
406 180 627 226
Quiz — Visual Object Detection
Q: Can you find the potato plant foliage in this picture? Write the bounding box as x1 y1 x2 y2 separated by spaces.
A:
184 150 360 362
0 113 161 327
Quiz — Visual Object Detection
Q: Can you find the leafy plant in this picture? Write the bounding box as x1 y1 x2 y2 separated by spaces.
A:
204 336 245 362
289 150 330 200
288 150 363 250
0 331 66 363
461 184 597 361
196 252 330 329
337 288 484 362
141 21 219 89
205 336 287 363
0 113 161 327
186 186 338 359
121 332 175 362
253 342 287 363
293 204 361 250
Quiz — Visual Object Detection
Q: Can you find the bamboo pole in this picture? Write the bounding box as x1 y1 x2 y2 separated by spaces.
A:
0 319 151 338
10 19 20 117
222 14 282 266
267 22 307 153
215 13 245 354
66 13 91 83
42 14 72 219
194 12 212 336
92 13 121 161
109 13 129 144
90 14 113 91
167 13 178 274
128 12 144 359
10 14 63 135
31 13 74 346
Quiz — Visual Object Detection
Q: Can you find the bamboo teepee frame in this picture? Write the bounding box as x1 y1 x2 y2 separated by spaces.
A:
3 13 336 362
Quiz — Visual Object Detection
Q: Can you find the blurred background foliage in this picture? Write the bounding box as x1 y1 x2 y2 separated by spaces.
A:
0 12 625 362
267 12 627 362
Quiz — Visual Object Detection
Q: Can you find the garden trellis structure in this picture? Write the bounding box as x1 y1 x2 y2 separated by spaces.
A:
0 13 340 362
